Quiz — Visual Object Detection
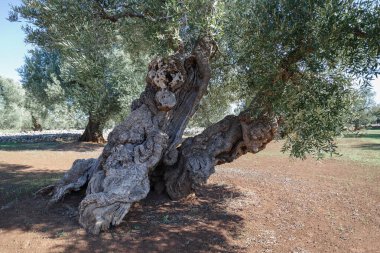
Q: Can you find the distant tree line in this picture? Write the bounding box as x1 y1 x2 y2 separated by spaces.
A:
0 76 87 131
344 87 380 130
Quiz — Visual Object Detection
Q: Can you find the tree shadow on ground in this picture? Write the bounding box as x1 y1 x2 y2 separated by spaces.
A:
343 131 380 140
356 133 380 139
0 141 104 152
351 143 380 151
0 162 64 206
0 166 245 253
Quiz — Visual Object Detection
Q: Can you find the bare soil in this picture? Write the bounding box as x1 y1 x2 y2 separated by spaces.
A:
0 141 379 253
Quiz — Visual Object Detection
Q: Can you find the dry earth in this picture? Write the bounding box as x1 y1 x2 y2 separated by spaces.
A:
0 141 379 253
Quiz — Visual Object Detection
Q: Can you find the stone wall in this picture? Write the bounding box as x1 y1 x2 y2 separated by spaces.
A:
0 130 83 143
0 128 204 143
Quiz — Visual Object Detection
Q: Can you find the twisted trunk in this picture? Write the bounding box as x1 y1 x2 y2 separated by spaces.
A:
44 38 278 234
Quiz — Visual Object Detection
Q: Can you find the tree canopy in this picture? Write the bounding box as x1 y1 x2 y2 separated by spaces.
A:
0 76 28 130
10 0 380 156
217 0 380 157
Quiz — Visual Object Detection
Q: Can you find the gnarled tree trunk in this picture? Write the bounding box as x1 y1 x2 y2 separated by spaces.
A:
43 38 278 234
79 114 105 143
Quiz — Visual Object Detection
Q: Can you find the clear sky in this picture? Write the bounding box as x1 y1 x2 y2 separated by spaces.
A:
0 0 31 81
0 0 379 103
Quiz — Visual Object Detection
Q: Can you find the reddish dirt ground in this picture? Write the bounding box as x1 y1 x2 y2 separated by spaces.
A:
0 141 379 253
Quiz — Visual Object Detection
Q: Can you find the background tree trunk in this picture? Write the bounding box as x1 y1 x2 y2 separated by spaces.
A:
79 114 105 143
31 115 42 131
44 38 278 234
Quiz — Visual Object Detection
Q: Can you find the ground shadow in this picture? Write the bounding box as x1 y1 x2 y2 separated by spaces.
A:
352 143 380 151
0 162 64 205
0 141 104 152
343 131 380 140
356 133 380 139
0 170 246 253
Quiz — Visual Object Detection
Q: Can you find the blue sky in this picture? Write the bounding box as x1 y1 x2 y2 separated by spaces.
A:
0 0 379 103
0 0 31 81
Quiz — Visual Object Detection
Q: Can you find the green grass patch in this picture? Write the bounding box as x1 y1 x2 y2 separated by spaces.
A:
335 129 380 166
0 142 63 151
0 172 62 205
254 130 380 167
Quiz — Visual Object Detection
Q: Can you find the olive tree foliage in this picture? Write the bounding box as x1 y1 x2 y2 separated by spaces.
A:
219 0 380 157
0 74 86 131
18 48 86 130
11 0 380 148
372 105 380 123
344 86 377 130
19 46 144 132
0 77 29 130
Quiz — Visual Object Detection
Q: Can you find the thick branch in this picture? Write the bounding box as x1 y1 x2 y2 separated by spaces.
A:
275 44 314 83
281 44 314 68
97 9 146 22
164 111 278 200
164 37 217 152
353 28 368 39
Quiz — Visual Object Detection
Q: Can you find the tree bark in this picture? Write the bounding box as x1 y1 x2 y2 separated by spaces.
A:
79 114 105 143
43 37 278 234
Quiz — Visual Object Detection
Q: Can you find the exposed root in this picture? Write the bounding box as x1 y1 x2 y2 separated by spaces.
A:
40 158 99 204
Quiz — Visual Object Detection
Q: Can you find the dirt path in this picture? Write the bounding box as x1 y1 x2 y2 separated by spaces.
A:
0 141 379 253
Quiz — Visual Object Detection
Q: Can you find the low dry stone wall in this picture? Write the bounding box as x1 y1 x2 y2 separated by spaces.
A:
0 128 204 143
0 130 83 143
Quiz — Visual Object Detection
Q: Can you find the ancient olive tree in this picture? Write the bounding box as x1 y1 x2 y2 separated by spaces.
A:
18 0 380 234
18 49 89 131
18 46 144 141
